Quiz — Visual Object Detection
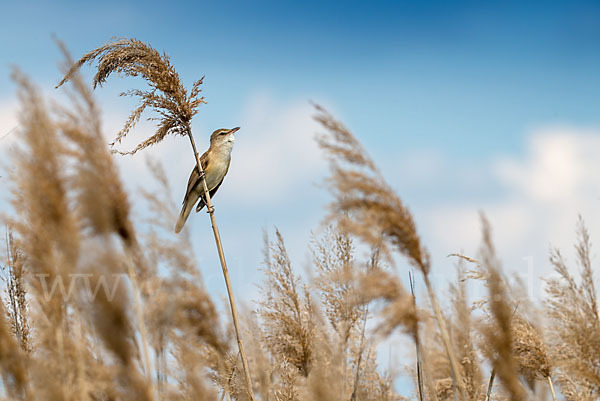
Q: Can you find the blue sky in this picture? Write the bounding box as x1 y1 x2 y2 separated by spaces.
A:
3 0 600 156
2 0 600 391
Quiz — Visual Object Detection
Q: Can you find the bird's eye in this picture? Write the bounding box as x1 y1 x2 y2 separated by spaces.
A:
220 131 227 135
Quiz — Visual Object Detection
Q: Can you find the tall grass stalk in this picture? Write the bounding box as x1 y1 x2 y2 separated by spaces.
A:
409 272 425 401
57 37 255 400
185 124 255 400
315 105 465 401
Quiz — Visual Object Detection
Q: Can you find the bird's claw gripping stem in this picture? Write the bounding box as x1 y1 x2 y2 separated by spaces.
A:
207 206 215 214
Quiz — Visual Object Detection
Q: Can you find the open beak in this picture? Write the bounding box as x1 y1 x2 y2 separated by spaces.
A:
230 127 240 134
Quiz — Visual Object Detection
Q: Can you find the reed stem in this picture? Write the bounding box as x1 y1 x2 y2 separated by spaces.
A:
547 376 557 401
409 272 425 401
423 274 464 401
186 126 255 401
485 369 495 401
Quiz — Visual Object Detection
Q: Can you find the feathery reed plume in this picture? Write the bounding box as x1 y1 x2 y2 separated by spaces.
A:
511 317 551 388
355 268 417 338
409 272 425 401
311 227 360 401
314 107 428 274
0 233 29 398
57 47 156 399
478 214 526 401
545 217 600 400
449 262 484 401
141 160 228 400
57 37 255 399
56 37 205 155
0 298 29 398
312 227 361 340
55 43 137 250
3 229 31 353
242 310 274 401
259 229 315 377
5 67 153 400
7 70 85 400
315 105 464 400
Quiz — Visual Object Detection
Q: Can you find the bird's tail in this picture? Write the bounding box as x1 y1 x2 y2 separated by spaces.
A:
174 199 194 234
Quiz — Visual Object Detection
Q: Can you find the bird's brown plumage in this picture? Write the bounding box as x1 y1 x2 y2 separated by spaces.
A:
174 128 237 233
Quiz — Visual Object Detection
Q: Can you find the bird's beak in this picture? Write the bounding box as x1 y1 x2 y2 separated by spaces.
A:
230 127 240 134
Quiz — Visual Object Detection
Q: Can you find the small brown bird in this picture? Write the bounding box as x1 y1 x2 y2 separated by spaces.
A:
174 127 240 233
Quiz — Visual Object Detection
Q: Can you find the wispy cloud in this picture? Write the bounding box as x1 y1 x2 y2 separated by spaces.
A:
224 93 326 206
423 126 600 294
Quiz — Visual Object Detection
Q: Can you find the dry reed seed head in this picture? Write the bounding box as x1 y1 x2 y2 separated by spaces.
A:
448 263 485 401
259 229 315 377
5 51 229 400
303 335 346 401
3 231 32 353
356 269 418 337
312 226 364 337
419 313 452 379
349 345 399 401
170 336 220 400
478 214 526 401
241 312 275 401
213 350 254 401
273 357 299 401
7 71 87 352
172 280 226 354
544 217 600 399
511 317 551 382
315 106 431 276
0 300 29 398
435 377 454 400
54 56 137 248
83 253 135 364
57 37 206 155
574 216 598 320
10 70 81 269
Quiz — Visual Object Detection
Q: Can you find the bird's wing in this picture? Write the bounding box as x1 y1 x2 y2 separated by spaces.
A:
195 179 223 212
182 151 210 205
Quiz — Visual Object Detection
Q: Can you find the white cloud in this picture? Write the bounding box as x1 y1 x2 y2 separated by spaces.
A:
422 126 600 295
494 128 600 205
224 93 326 205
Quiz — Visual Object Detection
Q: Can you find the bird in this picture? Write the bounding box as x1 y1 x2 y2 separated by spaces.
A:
174 127 240 233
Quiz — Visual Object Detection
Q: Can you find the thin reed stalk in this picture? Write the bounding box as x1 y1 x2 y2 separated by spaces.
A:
350 306 368 401
315 106 465 401
547 376 557 401
485 304 523 401
185 125 255 400
424 275 463 401
56 37 255 400
409 272 424 401
485 369 495 401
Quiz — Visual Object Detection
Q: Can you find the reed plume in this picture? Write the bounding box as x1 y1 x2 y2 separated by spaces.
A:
315 105 464 400
0 38 595 401
56 37 205 155
545 217 600 400
56 37 254 400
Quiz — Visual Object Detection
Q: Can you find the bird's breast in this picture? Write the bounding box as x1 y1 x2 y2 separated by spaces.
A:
204 155 231 190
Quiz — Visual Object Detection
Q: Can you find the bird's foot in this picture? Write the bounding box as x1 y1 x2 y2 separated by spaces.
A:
207 206 215 214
